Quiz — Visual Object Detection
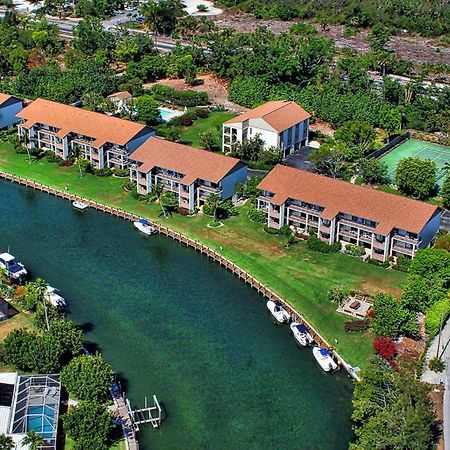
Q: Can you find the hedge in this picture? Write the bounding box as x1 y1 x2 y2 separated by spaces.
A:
149 84 209 107
307 235 341 253
425 297 450 337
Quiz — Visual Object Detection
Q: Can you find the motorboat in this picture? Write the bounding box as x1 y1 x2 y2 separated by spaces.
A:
0 252 27 281
312 346 338 372
133 218 157 236
266 300 290 323
290 322 314 346
45 286 67 308
73 200 89 210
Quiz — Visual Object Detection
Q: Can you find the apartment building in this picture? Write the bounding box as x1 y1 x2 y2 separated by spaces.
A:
16 98 154 169
130 137 247 212
0 93 22 130
222 100 310 157
257 165 441 261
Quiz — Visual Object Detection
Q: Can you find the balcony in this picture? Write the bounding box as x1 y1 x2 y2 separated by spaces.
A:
288 203 322 216
339 219 376 232
198 184 221 194
180 190 190 199
392 234 420 245
269 209 280 219
155 172 183 183
359 233 373 243
373 239 385 250
339 227 358 238
392 243 415 255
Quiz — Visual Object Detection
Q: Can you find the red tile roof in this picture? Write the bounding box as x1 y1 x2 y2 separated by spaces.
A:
225 101 310 132
0 93 19 107
107 91 132 101
131 137 244 185
258 165 439 235
17 98 149 148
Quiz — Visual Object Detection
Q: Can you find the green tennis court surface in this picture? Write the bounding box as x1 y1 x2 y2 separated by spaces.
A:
380 139 450 187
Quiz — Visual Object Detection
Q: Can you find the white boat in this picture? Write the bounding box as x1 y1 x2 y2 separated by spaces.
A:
133 219 157 236
45 286 67 308
266 300 290 323
0 252 27 281
290 322 314 346
312 347 338 372
73 200 89 210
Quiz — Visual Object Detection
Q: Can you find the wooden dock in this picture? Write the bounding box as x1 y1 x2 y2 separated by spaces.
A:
0 172 359 380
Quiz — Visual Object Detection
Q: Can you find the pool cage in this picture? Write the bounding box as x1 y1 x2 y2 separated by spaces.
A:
10 374 61 450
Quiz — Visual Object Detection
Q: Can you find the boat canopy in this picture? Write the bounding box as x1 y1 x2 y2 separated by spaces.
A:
296 324 309 334
139 218 149 225
320 348 329 356
0 253 15 262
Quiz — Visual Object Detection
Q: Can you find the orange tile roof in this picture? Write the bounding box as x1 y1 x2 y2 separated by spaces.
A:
107 91 132 100
17 98 148 148
258 165 440 235
225 100 310 132
131 137 244 185
0 93 18 107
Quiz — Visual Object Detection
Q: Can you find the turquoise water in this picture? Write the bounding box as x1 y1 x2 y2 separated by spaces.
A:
0 181 354 449
159 108 173 120
27 405 56 439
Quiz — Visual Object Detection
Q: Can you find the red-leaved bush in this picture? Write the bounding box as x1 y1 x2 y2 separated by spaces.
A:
373 336 396 361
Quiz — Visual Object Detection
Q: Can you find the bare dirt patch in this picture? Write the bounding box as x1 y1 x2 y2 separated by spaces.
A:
358 276 403 298
213 11 450 67
144 74 247 111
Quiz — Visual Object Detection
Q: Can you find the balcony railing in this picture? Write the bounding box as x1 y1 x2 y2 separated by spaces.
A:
339 218 376 232
392 234 420 244
197 184 221 194
288 203 323 216
392 244 415 255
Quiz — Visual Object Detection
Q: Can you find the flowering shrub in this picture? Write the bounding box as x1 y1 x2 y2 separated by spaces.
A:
373 336 396 361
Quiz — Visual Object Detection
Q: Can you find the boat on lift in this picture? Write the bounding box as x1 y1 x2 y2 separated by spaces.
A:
45 286 67 308
290 322 314 346
133 218 157 236
312 346 338 372
266 300 290 323
0 252 27 281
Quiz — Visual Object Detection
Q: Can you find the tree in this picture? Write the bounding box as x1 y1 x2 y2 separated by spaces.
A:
3 329 34 371
204 193 221 220
0 434 14 450
441 174 450 209
82 92 114 114
26 278 51 330
401 275 447 312
310 143 347 178
359 159 388 185
371 293 418 338
22 431 44 450
63 401 113 450
409 248 450 283
48 320 83 364
134 95 160 125
72 17 114 56
351 356 437 450
61 354 114 403
231 135 264 162
327 284 347 305
368 24 391 53
335 121 376 159
395 157 437 199
199 130 218 151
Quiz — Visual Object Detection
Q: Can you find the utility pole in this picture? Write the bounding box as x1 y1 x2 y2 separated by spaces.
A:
436 307 445 359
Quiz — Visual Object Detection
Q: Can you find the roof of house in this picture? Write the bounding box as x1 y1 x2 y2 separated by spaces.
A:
107 91 132 101
131 137 244 185
0 93 20 107
224 100 311 132
258 165 440 235
17 98 148 148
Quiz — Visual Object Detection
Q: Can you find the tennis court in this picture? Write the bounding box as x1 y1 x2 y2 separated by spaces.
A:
380 139 450 187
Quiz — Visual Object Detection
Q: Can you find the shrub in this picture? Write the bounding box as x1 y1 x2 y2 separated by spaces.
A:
149 84 209 107
367 258 390 268
46 151 63 164
344 243 366 257
218 199 238 218
123 180 135 192
435 234 450 251
328 284 347 304
248 206 266 223
345 320 369 332
393 255 411 272
278 225 292 236
179 114 193 127
112 168 129 177
429 357 445 373
373 336 396 361
307 235 340 253
263 225 279 235
92 168 112 177
425 297 450 337
195 108 209 118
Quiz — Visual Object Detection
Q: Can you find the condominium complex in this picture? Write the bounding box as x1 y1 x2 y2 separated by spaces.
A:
222 100 310 157
130 137 247 212
16 98 154 169
0 93 22 130
257 165 441 261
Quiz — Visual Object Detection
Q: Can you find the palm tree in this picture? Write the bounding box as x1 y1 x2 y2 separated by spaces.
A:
0 434 14 450
27 278 50 330
152 183 167 217
205 193 221 221
22 431 44 450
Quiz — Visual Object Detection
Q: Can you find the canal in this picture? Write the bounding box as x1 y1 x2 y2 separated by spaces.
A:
0 181 354 449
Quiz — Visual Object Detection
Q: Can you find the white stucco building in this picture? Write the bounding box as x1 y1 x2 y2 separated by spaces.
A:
222 100 310 157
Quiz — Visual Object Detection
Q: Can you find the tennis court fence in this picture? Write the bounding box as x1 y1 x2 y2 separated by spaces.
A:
367 131 411 160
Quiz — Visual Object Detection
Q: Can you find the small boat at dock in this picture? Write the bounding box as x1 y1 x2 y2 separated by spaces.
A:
133 218 157 236
266 300 290 323
73 200 89 210
290 322 314 346
45 286 67 308
312 347 338 372
0 252 27 281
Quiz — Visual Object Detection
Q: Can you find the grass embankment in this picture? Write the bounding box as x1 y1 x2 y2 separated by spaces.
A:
65 437 126 450
0 142 407 368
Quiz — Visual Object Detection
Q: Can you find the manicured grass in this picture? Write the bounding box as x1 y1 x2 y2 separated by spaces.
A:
179 111 236 148
0 142 408 368
65 437 126 450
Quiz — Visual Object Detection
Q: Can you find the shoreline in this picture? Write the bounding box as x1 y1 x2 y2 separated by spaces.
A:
0 170 360 380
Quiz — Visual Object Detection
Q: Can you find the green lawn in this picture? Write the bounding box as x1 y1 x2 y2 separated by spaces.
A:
65 437 126 450
179 111 236 148
0 142 408 368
